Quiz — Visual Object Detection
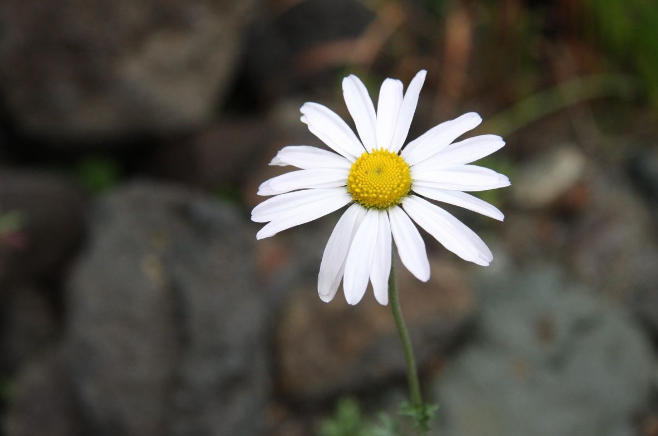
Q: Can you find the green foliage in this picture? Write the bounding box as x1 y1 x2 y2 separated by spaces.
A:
319 398 375 436
0 376 13 403
371 414 401 436
0 210 23 236
585 0 658 109
418 0 455 17
319 397 439 436
214 183 241 205
73 157 120 195
319 398 406 436
399 401 439 436
483 74 637 137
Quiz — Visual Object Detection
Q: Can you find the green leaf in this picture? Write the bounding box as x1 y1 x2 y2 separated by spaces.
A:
0 376 14 402
319 398 372 436
398 401 439 435
0 210 24 235
318 398 405 436
371 413 401 436
73 157 120 195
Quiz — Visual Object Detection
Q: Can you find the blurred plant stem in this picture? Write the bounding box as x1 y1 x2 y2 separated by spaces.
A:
389 261 436 435
483 74 638 137
388 262 422 408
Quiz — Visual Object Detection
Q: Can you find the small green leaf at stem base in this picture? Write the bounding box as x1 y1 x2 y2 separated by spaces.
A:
399 401 439 435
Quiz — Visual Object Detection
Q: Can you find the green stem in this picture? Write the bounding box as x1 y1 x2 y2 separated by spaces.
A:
388 261 423 408
482 74 637 137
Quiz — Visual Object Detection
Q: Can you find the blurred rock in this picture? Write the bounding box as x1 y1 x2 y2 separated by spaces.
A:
432 265 654 436
0 169 85 289
512 145 587 209
276 259 476 401
638 407 658 436
0 285 58 373
501 212 568 262
6 351 83 436
243 99 319 211
0 130 9 162
267 400 316 436
629 147 658 205
634 287 658 341
566 172 658 303
246 0 373 97
0 0 257 143
64 182 269 436
147 118 271 189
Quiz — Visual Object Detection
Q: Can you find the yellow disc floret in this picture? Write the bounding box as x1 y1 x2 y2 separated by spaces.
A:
347 148 412 209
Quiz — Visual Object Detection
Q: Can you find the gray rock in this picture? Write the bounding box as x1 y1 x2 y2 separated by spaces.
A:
0 285 58 373
0 0 257 143
629 147 658 205
276 258 476 401
64 181 269 436
0 169 85 289
431 265 655 436
5 351 83 436
512 145 586 209
565 171 658 311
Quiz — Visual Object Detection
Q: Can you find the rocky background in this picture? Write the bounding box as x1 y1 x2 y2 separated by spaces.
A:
1 0 658 435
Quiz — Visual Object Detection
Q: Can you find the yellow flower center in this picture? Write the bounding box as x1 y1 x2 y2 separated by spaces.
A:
347 149 412 209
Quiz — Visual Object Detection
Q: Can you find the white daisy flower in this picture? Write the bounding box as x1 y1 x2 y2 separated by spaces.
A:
252 70 510 306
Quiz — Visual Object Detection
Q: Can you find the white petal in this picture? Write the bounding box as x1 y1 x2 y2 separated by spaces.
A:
252 188 347 223
412 135 505 171
376 79 403 151
301 103 365 160
402 112 482 166
370 210 392 305
256 192 352 239
257 180 277 196
257 168 348 196
260 180 350 196
270 146 352 170
412 165 511 192
343 75 378 152
389 70 427 153
402 195 493 266
388 206 430 282
412 186 504 221
318 204 367 303
343 209 379 305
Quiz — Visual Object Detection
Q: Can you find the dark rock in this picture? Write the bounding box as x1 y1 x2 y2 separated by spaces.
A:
634 286 658 341
276 258 476 401
431 265 654 436
628 147 658 205
0 285 58 373
243 99 321 211
0 0 257 143
246 0 374 97
65 181 269 436
5 351 83 436
0 169 85 289
147 118 272 189
0 131 9 162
